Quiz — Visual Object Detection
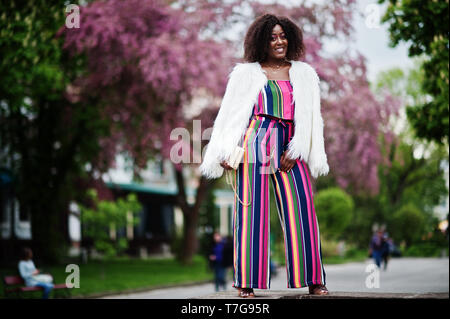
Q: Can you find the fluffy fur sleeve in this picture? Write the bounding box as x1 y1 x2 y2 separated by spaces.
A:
306 64 329 179
199 63 246 179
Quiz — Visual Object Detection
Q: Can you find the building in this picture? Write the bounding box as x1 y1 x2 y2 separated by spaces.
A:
1 156 235 261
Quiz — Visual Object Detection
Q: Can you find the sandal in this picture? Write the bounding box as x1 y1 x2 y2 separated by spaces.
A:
308 284 329 295
240 288 255 298
235 287 255 298
234 285 255 298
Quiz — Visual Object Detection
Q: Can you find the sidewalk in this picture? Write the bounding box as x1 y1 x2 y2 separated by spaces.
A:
99 257 449 299
197 290 448 299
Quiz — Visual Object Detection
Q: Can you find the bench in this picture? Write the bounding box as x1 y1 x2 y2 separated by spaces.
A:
3 275 71 298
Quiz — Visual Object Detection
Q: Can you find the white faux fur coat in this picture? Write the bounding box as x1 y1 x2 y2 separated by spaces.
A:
199 60 329 179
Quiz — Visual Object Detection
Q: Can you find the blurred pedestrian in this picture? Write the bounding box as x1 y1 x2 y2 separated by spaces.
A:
18 247 54 299
209 233 232 291
369 229 385 268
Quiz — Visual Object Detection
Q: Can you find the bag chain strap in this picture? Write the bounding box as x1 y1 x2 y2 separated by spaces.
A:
226 146 276 207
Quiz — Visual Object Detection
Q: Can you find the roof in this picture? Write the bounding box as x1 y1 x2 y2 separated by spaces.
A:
105 181 233 198
105 181 177 196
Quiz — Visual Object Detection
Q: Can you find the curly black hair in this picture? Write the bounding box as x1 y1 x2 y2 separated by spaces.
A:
243 13 305 63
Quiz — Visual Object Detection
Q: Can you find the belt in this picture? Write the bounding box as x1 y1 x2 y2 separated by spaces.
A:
253 114 294 128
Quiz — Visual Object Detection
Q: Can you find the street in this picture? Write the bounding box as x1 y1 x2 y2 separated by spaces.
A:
100 257 449 299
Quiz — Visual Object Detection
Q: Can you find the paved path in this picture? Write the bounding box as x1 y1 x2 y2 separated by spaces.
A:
100 257 449 299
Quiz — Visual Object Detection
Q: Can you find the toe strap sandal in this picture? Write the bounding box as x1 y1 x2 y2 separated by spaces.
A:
308 284 329 295
234 287 255 298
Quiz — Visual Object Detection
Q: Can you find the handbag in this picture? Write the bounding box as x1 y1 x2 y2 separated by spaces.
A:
227 146 245 170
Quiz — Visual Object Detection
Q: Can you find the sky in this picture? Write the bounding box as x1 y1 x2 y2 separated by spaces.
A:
326 0 413 82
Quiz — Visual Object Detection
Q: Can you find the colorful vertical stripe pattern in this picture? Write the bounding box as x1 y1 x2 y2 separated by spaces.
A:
270 154 326 288
232 80 326 289
252 80 295 120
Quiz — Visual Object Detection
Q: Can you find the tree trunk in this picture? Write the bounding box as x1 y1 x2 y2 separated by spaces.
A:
30 201 64 264
174 165 211 264
13 100 76 264
180 208 199 264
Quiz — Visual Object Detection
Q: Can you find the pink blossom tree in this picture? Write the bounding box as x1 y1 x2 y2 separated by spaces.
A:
318 53 401 195
59 0 400 263
60 0 242 263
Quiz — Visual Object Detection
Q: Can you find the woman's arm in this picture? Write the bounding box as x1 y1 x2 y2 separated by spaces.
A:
18 261 37 279
199 64 245 178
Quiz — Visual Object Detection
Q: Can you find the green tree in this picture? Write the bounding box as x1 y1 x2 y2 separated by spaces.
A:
342 57 448 251
79 189 142 258
374 65 448 240
314 187 354 241
379 0 449 145
0 1 108 262
343 195 381 248
390 203 425 247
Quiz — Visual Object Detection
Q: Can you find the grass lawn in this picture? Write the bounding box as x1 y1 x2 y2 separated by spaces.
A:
1 255 213 298
1 250 369 299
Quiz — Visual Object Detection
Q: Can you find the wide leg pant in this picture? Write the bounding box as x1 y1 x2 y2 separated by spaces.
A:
232 114 326 289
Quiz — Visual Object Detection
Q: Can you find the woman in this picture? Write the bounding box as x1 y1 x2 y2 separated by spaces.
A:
199 14 329 297
18 247 54 299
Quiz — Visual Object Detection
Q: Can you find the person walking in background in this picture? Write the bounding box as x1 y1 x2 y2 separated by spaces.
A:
369 230 385 269
18 247 54 299
209 233 232 292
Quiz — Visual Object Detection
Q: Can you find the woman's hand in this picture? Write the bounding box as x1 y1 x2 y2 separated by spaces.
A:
279 152 296 172
220 160 233 170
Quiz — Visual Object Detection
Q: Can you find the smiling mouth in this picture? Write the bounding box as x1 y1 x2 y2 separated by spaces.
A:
275 47 285 53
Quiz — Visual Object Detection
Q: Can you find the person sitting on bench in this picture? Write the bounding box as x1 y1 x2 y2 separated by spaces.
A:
18 247 54 299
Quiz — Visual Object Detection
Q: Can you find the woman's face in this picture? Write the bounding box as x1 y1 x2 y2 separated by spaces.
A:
267 24 288 60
